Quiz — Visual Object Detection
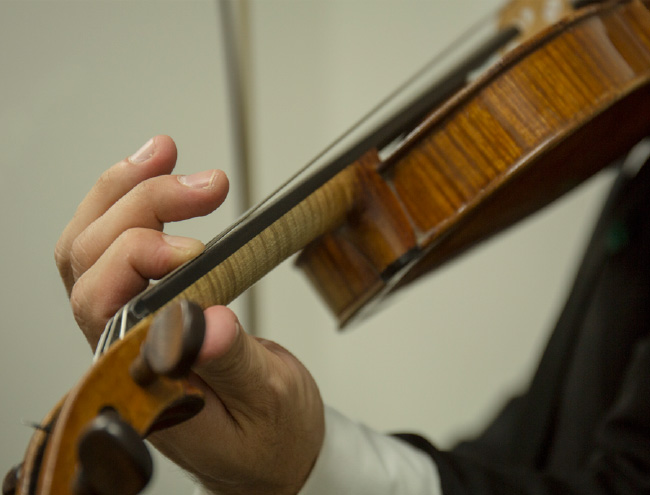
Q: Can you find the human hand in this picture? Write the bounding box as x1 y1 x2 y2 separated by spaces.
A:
55 135 325 494
55 135 228 349
153 305 325 495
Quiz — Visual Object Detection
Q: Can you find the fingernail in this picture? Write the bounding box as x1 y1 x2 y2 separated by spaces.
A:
162 234 204 253
178 170 217 189
128 137 155 164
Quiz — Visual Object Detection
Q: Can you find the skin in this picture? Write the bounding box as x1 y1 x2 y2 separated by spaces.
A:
54 135 325 495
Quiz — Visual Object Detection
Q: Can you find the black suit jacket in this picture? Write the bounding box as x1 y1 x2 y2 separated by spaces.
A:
398 156 650 494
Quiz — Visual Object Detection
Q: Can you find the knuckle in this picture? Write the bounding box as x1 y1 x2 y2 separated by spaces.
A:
92 166 119 199
149 246 177 276
95 169 111 192
266 374 294 409
116 226 145 245
69 235 93 281
69 287 86 326
143 245 175 277
131 179 165 228
54 239 75 296
116 228 174 277
116 226 161 253
54 238 69 274
96 161 126 192
70 277 119 346
261 361 301 416
133 176 158 200
69 282 96 340
115 228 148 261
115 226 143 246
253 343 302 406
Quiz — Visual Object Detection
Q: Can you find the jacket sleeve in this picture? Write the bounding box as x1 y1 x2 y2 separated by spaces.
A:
395 336 650 495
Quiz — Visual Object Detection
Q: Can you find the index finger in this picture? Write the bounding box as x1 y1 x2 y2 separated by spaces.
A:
55 135 178 292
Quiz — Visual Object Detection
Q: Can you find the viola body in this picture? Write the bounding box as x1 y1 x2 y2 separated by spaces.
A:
297 0 650 324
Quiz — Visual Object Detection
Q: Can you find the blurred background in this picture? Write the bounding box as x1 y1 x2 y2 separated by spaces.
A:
0 1 615 493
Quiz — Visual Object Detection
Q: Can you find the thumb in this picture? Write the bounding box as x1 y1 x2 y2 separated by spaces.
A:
153 305 325 494
193 306 271 408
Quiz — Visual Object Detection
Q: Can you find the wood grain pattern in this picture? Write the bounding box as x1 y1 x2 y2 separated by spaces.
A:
391 0 650 239
390 0 650 289
33 314 201 493
298 0 650 325
174 165 358 310
296 150 418 321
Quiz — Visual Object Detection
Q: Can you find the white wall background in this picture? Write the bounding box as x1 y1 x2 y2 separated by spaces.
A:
0 1 614 493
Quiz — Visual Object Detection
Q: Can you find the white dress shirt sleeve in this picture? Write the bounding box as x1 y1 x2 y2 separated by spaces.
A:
298 406 442 495
193 406 442 495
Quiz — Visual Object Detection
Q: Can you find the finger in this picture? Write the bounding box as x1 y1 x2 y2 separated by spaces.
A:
56 135 178 292
147 307 262 470
68 169 228 283
194 306 268 393
70 228 204 348
192 307 287 418
151 307 324 493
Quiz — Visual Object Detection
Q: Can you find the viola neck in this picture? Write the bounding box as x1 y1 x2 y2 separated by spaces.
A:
95 166 357 356
162 167 357 312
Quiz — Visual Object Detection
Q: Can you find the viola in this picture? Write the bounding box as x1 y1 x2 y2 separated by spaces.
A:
6 0 650 493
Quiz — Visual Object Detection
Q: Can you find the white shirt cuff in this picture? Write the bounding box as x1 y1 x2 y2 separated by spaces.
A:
298 406 442 495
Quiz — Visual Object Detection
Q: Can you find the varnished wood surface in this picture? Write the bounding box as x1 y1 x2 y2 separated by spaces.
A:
174 164 358 310
391 0 650 236
15 397 64 495
30 316 203 494
298 0 650 324
296 150 418 321
391 0 650 287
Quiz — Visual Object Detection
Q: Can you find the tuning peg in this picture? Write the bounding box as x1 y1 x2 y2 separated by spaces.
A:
2 464 20 495
73 408 152 495
130 300 205 387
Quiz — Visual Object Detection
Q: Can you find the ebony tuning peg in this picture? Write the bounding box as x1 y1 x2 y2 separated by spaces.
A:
2 464 20 495
130 300 205 387
73 408 152 495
